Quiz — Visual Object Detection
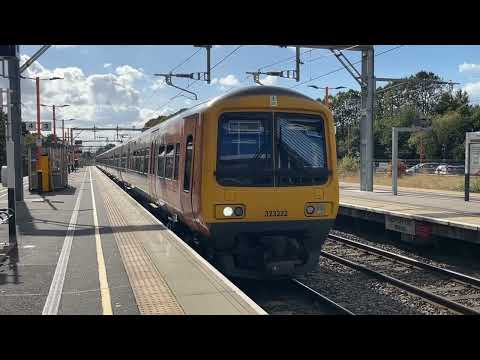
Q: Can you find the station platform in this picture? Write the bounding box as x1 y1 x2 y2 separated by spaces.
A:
0 167 265 315
339 182 480 244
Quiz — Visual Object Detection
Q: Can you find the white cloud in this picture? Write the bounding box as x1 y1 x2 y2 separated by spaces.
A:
17 54 153 130
103 63 112 68
463 81 480 103
216 74 240 87
114 65 144 85
260 75 278 86
150 79 166 91
459 63 480 73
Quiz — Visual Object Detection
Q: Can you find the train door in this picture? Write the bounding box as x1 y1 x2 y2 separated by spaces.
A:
180 114 198 226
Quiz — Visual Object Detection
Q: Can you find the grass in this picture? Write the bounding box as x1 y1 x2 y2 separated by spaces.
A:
339 172 480 192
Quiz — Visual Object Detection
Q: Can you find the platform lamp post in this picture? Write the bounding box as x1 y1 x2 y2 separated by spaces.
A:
60 119 75 174
40 103 69 144
61 118 75 144
308 85 347 108
20 76 64 179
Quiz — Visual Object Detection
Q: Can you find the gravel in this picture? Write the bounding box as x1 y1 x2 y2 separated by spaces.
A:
234 279 339 315
330 228 480 278
320 229 480 314
297 257 458 315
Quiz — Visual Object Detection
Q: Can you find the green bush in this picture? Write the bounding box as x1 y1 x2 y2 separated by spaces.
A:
338 155 360 175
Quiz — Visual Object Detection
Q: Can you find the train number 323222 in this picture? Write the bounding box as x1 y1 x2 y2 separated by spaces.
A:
264 210 288 217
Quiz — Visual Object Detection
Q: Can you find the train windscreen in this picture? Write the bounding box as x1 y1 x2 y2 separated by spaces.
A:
217 112 329 187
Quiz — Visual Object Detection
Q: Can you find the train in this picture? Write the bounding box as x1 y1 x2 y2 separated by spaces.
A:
96 86 339 279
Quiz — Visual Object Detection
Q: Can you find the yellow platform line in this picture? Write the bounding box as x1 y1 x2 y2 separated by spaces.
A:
89 167 113 315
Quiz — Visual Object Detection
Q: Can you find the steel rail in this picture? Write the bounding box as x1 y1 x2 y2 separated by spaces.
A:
328 234 480 288
291 279 355 315
320 250 480 315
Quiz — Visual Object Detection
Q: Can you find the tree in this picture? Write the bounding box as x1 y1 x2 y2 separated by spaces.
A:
434 89 470 115
330 70 474 163
431 111 466 160
330 90 361 158
144 108 188 129
376 71 451 120
376 105 422 159
43 134 58 146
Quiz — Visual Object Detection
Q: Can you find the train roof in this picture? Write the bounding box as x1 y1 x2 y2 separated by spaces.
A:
97 85 317 158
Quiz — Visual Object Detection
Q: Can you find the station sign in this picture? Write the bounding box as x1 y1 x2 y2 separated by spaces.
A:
466 132 480 176
24 122 37 131
385 215 415 235
470 143 480 176
0 45 18 58
41 122 52 131
23 121 51 132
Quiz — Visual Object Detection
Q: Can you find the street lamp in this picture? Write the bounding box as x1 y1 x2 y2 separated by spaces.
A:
40 103 70 143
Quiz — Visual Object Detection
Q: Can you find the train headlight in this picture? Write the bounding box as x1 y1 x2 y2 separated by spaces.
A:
223 206 234 217
234 206 244 217
216 204 246 219
306 206 315 215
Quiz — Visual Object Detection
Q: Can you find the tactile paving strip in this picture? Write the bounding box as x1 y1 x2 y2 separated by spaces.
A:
95 171 184 315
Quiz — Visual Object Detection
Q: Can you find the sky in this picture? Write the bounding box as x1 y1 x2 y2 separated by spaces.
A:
2 45 480 144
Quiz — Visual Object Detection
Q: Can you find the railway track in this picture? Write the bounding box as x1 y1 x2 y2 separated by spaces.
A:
102 170 353 315
235 278 355 315
323 234 480 315
290 279 355 315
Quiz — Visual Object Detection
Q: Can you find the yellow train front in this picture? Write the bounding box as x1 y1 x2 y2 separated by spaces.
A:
96 86 339 280
201 87 339 279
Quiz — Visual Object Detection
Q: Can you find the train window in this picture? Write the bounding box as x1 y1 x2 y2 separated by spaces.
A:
139 149 144 173
275 113 328 186
216 112 328 187
137 150 142 172
173 143 180 180
121 152 126 168
133 150 138 172
183 136 193 192
144 147 150 174
165 145 175 179
152 143 157 175
158 145 165 178
216 112 273 187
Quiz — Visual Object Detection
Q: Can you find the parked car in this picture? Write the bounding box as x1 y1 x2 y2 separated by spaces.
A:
435 164 465 175
406 163 441 175
435 164 446 174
